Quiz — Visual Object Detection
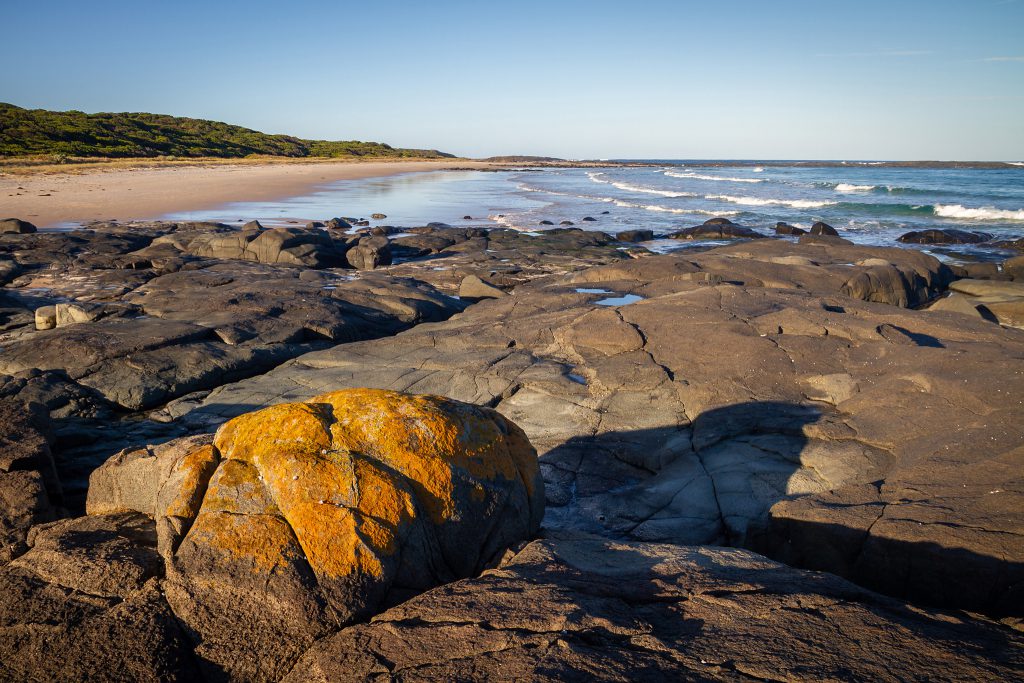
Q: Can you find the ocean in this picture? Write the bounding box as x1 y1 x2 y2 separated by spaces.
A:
166 162 1024 261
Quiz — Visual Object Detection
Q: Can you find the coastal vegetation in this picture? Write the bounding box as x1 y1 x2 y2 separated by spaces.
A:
0 102 454 160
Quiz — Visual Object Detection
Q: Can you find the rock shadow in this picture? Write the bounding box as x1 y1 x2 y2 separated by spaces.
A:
539 400 1022 617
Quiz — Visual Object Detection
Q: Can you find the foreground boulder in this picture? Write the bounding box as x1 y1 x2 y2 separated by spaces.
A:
87 388 544 681
285 536 1022 681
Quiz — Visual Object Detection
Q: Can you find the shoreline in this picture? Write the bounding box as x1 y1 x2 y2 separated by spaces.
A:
0 159 505 228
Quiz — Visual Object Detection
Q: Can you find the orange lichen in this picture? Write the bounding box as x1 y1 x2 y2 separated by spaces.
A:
187 510 304 573
163 444 220 520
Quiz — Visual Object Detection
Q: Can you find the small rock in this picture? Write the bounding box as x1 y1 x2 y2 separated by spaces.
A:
325 218 352 230
617 230 655 243
810 221 839 236
459 275 507 300
0 218 37 234
34 306 57 331
775 222 806 236
370 213 387 220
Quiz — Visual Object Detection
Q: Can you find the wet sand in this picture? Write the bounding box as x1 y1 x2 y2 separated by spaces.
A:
0 159 499 228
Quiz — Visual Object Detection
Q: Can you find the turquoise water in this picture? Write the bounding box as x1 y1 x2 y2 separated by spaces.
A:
165 163 1024 259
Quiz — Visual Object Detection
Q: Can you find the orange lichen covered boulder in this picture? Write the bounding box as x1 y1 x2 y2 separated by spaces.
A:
160 388 544 682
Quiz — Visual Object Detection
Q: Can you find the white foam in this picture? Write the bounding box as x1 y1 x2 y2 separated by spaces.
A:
611 199 738 216
834 183 877 192
934 204 1024 221
707 194 837 209
752 167 765 172
1009 162 1024 167
587 172 696 197
664 170 763 183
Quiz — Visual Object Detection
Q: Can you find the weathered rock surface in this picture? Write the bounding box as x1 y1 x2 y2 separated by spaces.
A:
182 240 1023 615
947 278 1024 328
285 536 1023 682
0 398 61 564
0 512 202 682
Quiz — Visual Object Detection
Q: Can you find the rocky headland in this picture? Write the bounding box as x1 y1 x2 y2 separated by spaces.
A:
1 216 1022 680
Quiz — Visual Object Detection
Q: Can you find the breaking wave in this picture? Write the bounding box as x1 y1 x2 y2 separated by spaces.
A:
587 172 696 197
933 204 1024 221
707 194 838 209
664 170 764 183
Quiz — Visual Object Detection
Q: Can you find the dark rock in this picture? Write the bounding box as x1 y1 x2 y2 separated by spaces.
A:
559 221 574 226
325 217 352 230
0 513 203 681
810 221 839 236
426 222 452 229
799 233 853 246
370 213 387 220
616 229 655 243
0 398 61 564
582 216 597 222
305 221 325 229
898 229 994 244
0 218 38 234
669 219 766 241
775 222 807 235
345 235 392 270
539 220 555 226
462 215 473 220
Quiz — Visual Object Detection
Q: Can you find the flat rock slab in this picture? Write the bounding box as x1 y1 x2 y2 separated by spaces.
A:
184 243 1024 614
285 536 1023 682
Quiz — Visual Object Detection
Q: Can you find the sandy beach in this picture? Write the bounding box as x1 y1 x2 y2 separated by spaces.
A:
0 159 498 228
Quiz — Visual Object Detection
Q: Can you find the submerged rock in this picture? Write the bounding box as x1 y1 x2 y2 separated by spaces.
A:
669 218 766 240
898 228 994 244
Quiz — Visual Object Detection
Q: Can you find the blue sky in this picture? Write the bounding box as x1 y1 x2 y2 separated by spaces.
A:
3 0 1022 159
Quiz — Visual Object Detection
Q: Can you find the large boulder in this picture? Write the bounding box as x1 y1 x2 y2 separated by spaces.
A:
90 388 544 681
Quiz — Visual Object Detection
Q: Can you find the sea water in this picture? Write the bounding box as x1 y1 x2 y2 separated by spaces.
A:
164 163 1024 260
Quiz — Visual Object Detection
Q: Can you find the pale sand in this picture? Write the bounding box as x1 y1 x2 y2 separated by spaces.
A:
0 160 500 228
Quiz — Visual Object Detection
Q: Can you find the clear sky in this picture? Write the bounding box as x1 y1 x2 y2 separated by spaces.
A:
3 0 1022 160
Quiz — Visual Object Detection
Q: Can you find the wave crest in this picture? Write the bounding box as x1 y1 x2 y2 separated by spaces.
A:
707 194 837 209
934 204 1024 221
587 172 696 197
664 170 764 183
